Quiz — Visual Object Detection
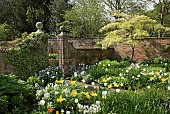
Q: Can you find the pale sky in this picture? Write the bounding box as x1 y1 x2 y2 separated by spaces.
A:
148 0 159 10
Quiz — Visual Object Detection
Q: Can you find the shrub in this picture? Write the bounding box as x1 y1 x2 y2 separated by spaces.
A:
0 96 8 113
0 23 17 41
4 32 49 80
0 74 36 113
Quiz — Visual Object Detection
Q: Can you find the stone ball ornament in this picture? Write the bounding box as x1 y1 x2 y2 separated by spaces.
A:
35 22 43 33
36 22 43 29
59 26 66 32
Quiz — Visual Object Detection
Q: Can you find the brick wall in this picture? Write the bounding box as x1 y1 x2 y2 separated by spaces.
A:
113 38 170 62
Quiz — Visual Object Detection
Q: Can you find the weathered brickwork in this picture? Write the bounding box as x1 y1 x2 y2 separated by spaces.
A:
113 38 170 62
1 37 170 74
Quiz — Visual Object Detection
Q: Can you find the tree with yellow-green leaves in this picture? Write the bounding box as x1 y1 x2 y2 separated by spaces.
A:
100 12 170 61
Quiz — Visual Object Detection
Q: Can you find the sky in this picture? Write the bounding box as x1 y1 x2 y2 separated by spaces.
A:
148 0 159 10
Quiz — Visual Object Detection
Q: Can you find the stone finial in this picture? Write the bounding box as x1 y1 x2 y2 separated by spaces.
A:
36 22 43 33
59 26 66 32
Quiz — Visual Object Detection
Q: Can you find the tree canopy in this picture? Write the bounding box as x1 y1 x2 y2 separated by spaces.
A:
63 0 109 38
100 13 170 60
146 0 170 27
0 0 51 33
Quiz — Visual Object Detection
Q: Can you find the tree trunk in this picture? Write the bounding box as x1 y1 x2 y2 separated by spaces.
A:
131 46 135 62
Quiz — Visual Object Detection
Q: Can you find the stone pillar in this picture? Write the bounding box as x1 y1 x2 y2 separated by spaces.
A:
58 26 69 77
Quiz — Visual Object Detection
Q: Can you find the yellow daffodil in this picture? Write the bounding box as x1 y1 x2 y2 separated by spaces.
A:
71 90 77 97
90 91 97 97
108 84 113 89
55 79 64 84
70 81 76 85
150 77 155 81
114 83 119 88
102 78 108 83
86 94 91 99
56 111 59 114
135 78 139 80
161 78 168 83
57 95 65 103
82 92 89 96
155 72 160 75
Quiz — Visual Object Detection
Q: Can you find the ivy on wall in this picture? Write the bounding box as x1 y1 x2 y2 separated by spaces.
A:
3 32 49 80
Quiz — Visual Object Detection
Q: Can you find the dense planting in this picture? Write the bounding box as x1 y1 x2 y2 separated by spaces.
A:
0 58 170 113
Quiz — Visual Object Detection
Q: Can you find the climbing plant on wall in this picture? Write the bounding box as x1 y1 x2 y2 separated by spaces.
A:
3 32 49 80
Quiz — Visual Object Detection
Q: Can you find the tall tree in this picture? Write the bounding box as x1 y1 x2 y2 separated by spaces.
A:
146 0 170 27
48 0 70 33
63 0 109 38
101 0 154 15
100 13 170 61
0 0 51 33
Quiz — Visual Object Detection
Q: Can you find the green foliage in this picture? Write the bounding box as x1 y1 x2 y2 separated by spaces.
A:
96 62 169 90
4 32 49 80
107 88 170 114
26 7 45 25
89 59 130 80
0 23 17 41
146 0 170 27
0 96 8 113
0 0 51 33
0 74 36 113
48 0 70 33
34 75 170 114
102 0 152 15
49 53 58 59
100 13 170 61
142 57 170 71
36 66 63 86
63 0 108 38
27 76 42 87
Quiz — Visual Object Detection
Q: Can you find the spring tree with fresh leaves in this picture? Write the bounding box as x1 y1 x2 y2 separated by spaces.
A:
100 13 170 61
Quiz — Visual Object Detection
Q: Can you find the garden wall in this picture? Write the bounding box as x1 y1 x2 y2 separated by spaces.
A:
1 37 170 75
113 38 170 62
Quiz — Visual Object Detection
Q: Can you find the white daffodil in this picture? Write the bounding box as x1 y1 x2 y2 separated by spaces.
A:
147 86 151 89
115 89 120 93
75 98 79 104
91 82 95 86
66 111 71 114
96 101 100 105
39 99 45 106
85 85 88 88
44 92 50 99
168 86 170 90
102 91 107 96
